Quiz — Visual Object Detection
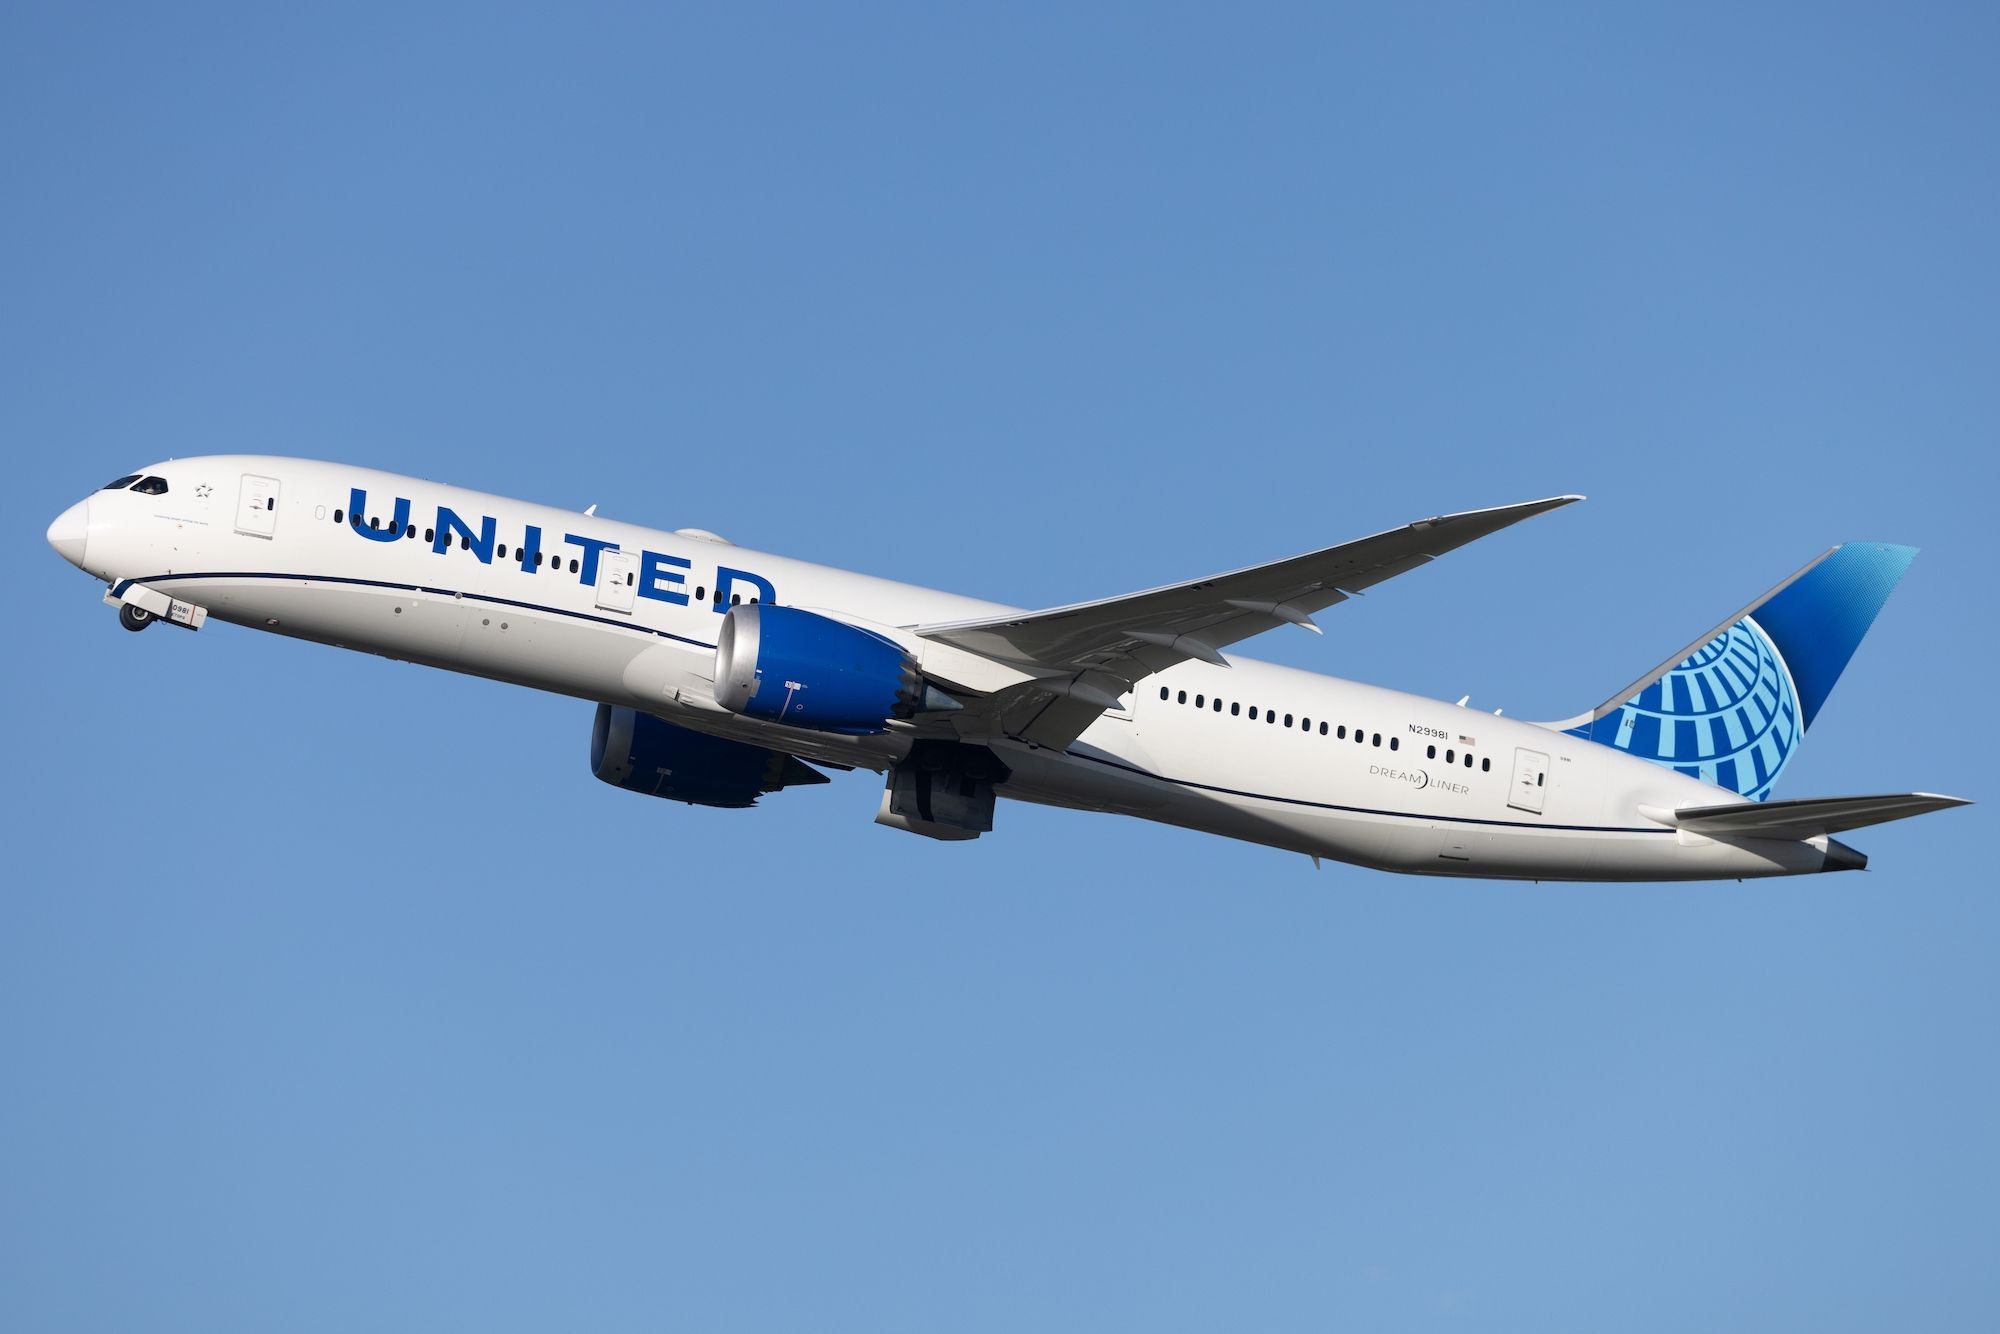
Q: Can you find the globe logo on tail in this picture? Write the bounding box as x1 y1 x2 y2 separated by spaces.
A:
1570 616 1802 801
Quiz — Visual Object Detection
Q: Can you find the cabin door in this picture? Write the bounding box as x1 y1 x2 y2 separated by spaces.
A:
595 549 639 613
1508 748 1549 814
235 474 281 539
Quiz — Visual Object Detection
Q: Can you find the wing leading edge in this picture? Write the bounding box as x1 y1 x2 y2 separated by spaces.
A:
915 494 1582 748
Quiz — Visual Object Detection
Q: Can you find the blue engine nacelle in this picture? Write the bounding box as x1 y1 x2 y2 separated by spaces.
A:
714 604 937 733
590 704 829 808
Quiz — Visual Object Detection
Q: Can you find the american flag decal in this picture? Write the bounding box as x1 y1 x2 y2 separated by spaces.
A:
1458 735 1476 745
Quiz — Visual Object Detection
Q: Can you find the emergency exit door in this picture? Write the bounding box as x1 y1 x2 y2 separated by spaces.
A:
595 549 639 613
235 474 280 538
1508 748 1549 814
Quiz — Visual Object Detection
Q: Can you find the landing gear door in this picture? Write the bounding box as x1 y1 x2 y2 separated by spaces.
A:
1508 747 1549 814
235 474 281 539
595 549 639 613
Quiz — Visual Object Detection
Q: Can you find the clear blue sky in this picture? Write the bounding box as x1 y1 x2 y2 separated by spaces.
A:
3 3 1995 1329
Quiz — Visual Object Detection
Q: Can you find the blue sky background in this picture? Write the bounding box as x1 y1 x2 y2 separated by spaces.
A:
3 3 1995 1329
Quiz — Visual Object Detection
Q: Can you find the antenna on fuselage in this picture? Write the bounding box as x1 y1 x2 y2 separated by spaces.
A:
584 504 597 516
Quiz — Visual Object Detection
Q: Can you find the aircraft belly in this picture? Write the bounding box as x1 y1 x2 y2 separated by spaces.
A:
1189 797 1430 866
1025 734 1817 880
436 601 736 718
192 576 691 713
452 606 899 771
186 577 472 666
999 744 1171 815
1420 824 1608 880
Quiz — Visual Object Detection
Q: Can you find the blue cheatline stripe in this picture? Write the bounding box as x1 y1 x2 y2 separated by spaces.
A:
114 571 720 651
1057 749 1673 836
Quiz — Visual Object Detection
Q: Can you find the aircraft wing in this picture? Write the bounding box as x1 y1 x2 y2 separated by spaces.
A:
915 495 1581 747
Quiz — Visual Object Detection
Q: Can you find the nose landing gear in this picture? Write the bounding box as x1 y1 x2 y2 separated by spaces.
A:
104 582 207 632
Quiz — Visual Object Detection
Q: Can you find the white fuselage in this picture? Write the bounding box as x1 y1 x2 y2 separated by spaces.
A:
51 456 1846 881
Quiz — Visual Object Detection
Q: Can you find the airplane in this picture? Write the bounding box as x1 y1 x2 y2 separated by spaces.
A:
47 456 1968 880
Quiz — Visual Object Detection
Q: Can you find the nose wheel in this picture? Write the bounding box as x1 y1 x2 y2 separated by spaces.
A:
106 584 208 631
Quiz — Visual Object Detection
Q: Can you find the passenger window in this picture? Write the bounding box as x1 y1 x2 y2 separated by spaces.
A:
334 509 344 524
1371 733 1381 747
368 516 379 529
1318 722 1328 735
1196 694 1205 708
1160 687 1170 701
1465 753 1474 768
1427 745 1436 759
1284 713 1293 727
425 528 435 543
570 559 580 573
1482 758 1491 772
695 585 705 599
1248 707 1258 720
1446 750 1455 763
100 475 141 490
132 476 169 495
1213 698 1223 712
498 543 508 558
1178 691 1188 705
1337 725 1346 739
1230 702 1240 716
461 536 470 551
1390 737 1399 751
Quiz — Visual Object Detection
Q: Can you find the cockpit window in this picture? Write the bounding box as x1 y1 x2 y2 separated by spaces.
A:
131 476 169 495
101 475 141 490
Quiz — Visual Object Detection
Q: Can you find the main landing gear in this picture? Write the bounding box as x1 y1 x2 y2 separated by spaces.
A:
118 602 154 632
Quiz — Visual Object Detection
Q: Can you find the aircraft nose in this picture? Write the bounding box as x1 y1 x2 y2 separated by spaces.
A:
47 498 89 568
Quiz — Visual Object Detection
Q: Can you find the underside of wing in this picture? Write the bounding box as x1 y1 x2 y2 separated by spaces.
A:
915 494 1581 747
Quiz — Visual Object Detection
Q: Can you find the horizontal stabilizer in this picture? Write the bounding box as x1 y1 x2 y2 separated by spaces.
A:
1666 792 1970 841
